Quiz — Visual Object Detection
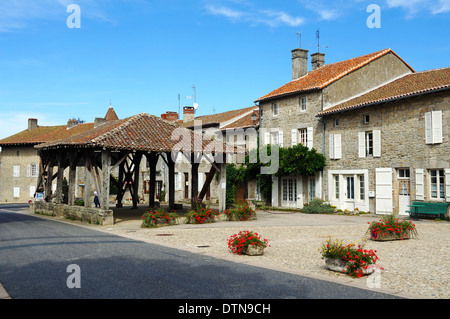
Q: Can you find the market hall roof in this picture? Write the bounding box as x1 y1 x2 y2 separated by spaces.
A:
317 67 450 116
254 48 415 103
35 113 232 154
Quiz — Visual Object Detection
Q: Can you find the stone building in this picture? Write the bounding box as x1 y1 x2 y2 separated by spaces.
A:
0 107 118 204
255 47 449 213
317 67 450 215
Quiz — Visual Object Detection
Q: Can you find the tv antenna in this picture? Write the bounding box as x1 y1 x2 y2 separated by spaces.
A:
186 85 199 111
315 29 329 53
297 32 302 48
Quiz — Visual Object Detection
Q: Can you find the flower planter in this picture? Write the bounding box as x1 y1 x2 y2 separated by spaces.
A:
325 258 375 276
243 245 265 256
370 230 414 241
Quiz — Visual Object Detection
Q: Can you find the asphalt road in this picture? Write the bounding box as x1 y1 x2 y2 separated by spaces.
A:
0 204 401 302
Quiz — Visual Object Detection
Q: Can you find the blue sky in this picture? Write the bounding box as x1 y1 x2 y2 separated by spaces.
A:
0 0 449 139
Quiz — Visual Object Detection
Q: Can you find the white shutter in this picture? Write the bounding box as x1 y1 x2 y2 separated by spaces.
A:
198 173 204 192
425 112 432 144
13 187 20 198
432 110 443 144
27 165 31 177
358 132 366 158
373 130 381 157
445 168 450 203
375 168 393 214
329 134 335 159
291 129 297 146
175 172 181 190
30 185 36 198
334 134 342 159
279 130 283 147
264 132 270 145
415 168 424 201
307 127 313 149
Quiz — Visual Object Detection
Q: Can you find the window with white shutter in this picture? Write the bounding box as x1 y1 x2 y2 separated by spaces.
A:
13 187 20 198
425 111 443 144
358 132 366 158
329 134 341 159
307 127 313 149
13 165 20 177
373 130 381 157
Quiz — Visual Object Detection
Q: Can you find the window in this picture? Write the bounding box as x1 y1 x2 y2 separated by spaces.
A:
425 111 443 144
430 169 445 199
346 176 355 200
359 175 365 200
334 175 340 199
398 169 410 179
299 129 308 146
329 134 342 159
364 115 370 124
334 119 339 127
271 131 279 145
13 187 20 198
283 178 297 202
13 165 20 177
309 178 316 201
300 97 307 111
365 131 373 156
272 103 278 116
359 130 380 158
27 164 39 178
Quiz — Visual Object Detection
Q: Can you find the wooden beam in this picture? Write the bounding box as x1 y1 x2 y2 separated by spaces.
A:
198 165 216 201
166 151 175 211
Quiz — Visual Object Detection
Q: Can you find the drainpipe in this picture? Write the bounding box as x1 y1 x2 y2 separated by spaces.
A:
320 91 325 200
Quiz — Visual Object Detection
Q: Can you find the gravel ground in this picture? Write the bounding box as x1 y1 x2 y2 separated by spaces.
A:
94 209 449 299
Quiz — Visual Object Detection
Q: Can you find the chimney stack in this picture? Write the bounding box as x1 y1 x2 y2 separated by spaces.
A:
67 119 78 129
161 111 179 122
94 117 107 128
183 106 195 123
311 52 325 70
292 48 309 80
28 118 38 130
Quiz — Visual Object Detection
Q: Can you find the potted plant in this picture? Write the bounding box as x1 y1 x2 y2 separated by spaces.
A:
141 209 179 227
227 230 270 256
223 205 256 221
366 215 418 241
185 207 219 224
319 237 383 278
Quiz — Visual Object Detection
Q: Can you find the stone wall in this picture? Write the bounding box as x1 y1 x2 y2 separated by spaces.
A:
32 201 114 225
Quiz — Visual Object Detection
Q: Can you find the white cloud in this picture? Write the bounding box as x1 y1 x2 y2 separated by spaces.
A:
205 4 305 27
385 0 450 15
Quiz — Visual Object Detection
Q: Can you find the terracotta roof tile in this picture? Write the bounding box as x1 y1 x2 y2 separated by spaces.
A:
179 106 258 128
317 67 450 116
105 107 119 121
255 48 414 103
36 113 232 154
221 109 259 130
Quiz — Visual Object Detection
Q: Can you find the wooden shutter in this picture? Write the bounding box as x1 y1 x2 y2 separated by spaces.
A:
425 112 432 144
329 134 335 159
291 129 297 146
198 173 204 192
358 132 366 158
445 168 450 203
27 165 31 177
432 110 443 144
334 134 342 159
375 168 393 214
415 168 424 201
373 130 381 157
307 127 313 149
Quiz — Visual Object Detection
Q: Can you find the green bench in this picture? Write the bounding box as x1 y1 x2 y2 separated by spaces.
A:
407 201 449 220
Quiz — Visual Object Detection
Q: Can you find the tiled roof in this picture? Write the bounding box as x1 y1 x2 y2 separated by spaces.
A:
36 113 231 154
317 67 450 116
179 106 258 128
0 123 95 146
221 109 259 130
255 48 414 103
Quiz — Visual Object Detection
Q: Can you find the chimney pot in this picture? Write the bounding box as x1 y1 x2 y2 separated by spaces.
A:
183 106 195 123
292 48 309 80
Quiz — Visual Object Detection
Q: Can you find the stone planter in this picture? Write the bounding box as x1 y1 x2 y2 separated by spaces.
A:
243 245 265 256
370 230 413 241
325 258 374 275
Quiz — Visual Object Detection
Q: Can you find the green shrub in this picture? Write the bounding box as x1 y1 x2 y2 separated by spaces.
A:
301 198 335 214
223 205 256 221
141 209 179 228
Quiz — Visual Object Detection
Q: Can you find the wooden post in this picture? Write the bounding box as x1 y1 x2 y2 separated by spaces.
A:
166 152 175 211
147 152 158 207
68 161 76 206
55 151 64 204
84 151 92 207
218 158 227 212
101 149 111 210
198 165 216 201
46 165 53 202
132 152 142 209
190 153 200 209
116 160 125 208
